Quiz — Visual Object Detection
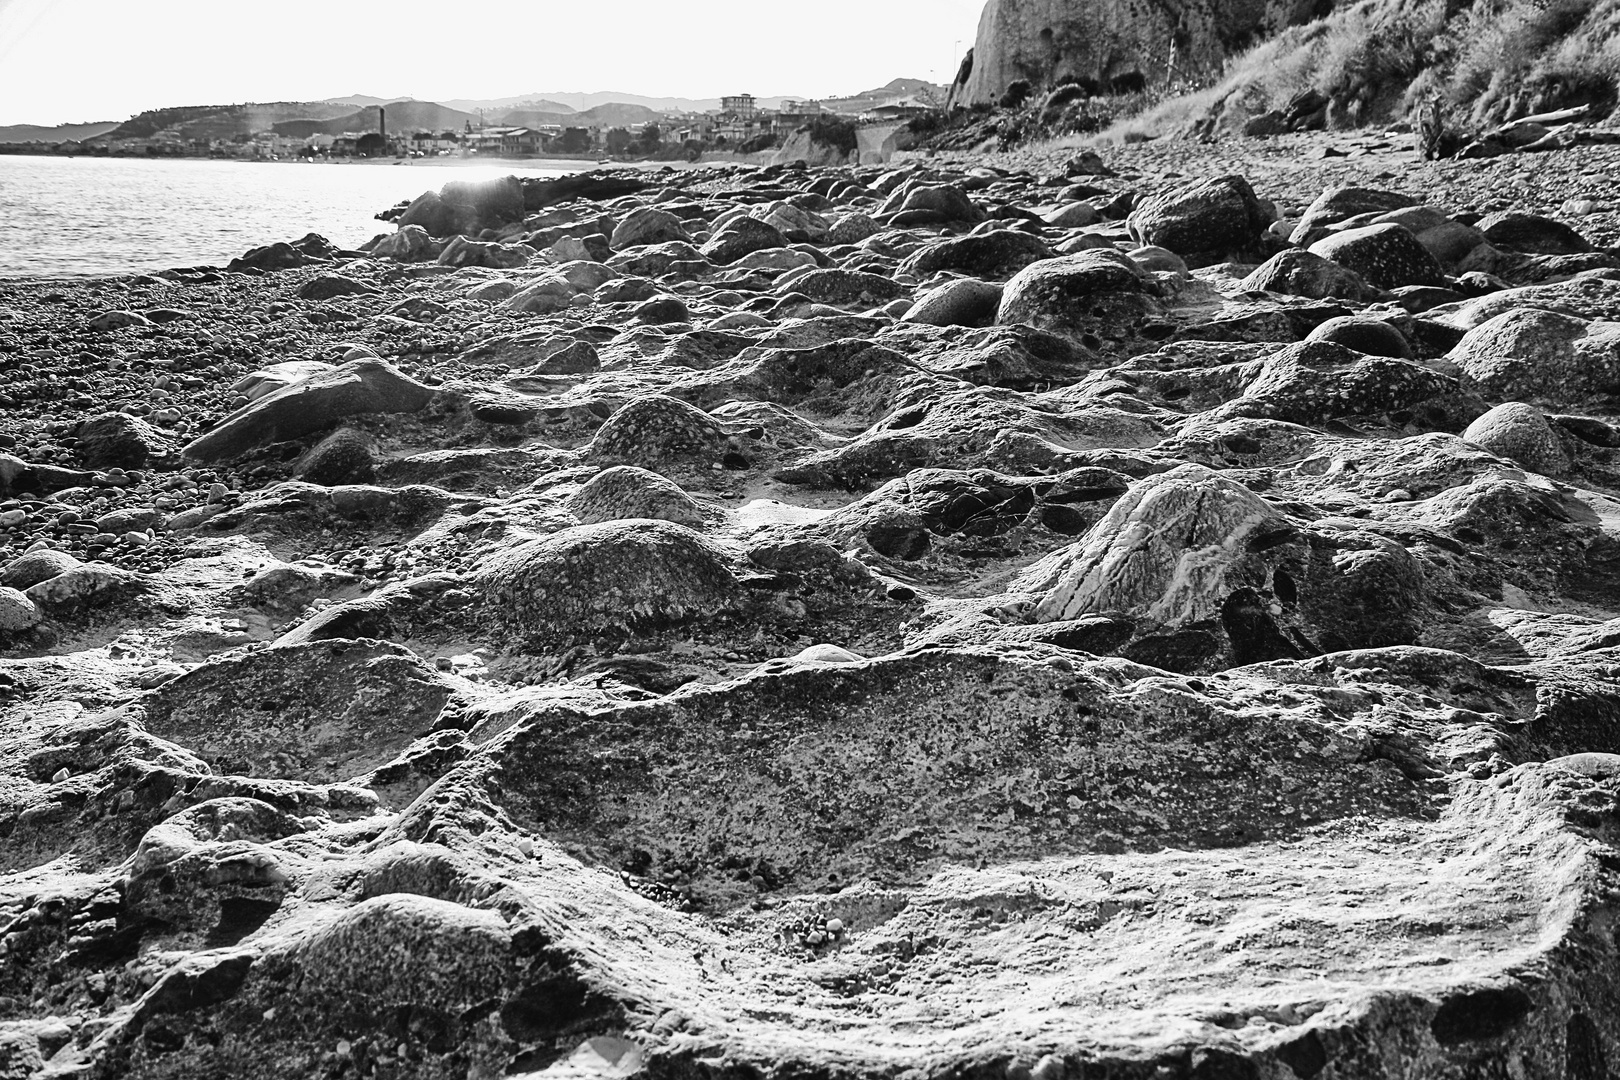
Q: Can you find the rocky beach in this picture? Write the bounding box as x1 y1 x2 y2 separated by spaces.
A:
3 128 1620 1078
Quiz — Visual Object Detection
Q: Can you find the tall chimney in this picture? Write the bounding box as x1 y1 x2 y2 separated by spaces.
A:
379 106 386 140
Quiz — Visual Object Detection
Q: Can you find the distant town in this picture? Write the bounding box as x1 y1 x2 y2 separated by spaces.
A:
0 83 943 162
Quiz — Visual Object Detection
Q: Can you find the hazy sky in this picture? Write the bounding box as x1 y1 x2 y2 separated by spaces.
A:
0 0 986 125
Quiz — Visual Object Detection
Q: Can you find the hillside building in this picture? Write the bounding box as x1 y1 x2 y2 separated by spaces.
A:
469 127 544 157
774 99 824 131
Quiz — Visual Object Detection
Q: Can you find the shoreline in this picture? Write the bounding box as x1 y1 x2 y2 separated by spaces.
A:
0 147 701 170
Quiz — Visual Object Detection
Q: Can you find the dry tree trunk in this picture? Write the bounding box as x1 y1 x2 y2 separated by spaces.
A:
1416 95 1447 160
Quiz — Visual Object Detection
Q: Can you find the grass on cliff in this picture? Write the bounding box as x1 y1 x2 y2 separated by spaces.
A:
1091 0 1620 142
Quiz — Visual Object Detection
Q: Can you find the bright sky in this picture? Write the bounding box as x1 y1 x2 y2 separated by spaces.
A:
0 0 986 126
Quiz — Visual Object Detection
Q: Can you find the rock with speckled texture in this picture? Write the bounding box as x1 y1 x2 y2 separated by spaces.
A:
1309 222 1448 290
1463 402 1571 475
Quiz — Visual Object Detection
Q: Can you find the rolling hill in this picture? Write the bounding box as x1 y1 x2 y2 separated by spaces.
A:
102 102 356 142
272 101 482 139
0 121 120 143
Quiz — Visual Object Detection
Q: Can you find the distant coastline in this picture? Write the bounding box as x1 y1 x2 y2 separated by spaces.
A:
0 146 640 168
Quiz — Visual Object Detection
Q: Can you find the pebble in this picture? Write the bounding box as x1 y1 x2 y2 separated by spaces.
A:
1030 1056 1066 1080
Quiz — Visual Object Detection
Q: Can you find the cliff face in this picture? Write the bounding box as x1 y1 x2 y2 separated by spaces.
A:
950 0 1329 106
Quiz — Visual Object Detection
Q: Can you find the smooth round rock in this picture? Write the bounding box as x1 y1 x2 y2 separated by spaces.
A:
0 586 39 632
1305 316 1412 358
569 466 708 528
1309 222 1448 290
1240 249 1381 302
903 278 1005 328
1463 402 1570 475
0 547 81 590
1125 174 1270 264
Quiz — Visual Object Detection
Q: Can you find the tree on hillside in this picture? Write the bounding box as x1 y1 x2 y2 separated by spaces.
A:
635 122 662 155
604 127 632 155
556 127 591 154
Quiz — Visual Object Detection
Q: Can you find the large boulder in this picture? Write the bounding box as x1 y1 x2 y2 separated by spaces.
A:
1309 223 1449 290
1240 249 1382 302
783 268 909 307
1020 462 1426 666
876 183 985 226
1125 175 1271 265
589 395 735 469
297 274 375 301
436 235 530 270
142 640 460 784
73 412 170 469
610 207 689 250
1463 402 1571 475
398 176 525 237
230 360 337 402
504 273 579 314
827 212 880 245
1027 463 1285 627
996 249 1166 355
438 175 525 235
1447 308 1620 401
756 202 830 242
898 230 1056 280
396 190 455 236
182 360 435 462
1477 211 1594 255
700 216 790 265
1304 315 1412 357
474 519 741 644
569 466 709 528
371 224 432 261
0 548 80 590
903 278 1006 328
1290 186 1419 246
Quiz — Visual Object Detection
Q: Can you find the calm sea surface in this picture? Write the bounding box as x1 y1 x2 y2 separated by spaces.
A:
0 154 595 280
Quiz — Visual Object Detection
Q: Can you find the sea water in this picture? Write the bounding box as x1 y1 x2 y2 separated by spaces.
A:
0 154 596 279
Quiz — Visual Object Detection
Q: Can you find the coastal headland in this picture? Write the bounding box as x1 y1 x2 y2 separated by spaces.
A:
4 130 1620 1077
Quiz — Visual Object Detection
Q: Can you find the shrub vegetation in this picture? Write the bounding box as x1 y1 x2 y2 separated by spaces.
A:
1109 0 1620 140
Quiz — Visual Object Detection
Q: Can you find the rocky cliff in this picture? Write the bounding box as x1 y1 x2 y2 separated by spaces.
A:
951 0 1330 106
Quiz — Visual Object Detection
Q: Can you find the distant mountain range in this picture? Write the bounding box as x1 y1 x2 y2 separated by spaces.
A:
0 80 945 144
313 82 944 120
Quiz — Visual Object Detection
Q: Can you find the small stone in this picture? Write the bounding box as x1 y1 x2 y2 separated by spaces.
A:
51 767 69 784
1031 1055 1066 1080
0 586 40 632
